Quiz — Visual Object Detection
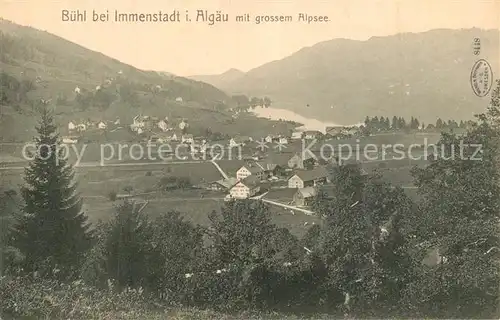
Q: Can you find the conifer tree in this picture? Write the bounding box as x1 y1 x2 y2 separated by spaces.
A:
13 107 91 277
391 116 399 130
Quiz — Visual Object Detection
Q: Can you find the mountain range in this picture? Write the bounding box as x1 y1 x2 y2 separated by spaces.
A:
189 29 500 125
0 18 242 141
189 68 245 90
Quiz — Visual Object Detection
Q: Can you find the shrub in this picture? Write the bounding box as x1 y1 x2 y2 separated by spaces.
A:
0 274 158 319
145 171 152 176
157 176 192 191
108 191 117 201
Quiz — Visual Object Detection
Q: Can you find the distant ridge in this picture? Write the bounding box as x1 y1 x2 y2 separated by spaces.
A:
215 28 500 124
188 68 245 90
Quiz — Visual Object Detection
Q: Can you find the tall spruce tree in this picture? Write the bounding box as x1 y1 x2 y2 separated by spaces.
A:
13 107 91 277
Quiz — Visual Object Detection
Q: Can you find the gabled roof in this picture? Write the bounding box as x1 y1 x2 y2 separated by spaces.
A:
304 130 322 135
290 166 329 182
256 161 277 171
265 153 291 166
232 175 260 189
238 164 264 174
240 175 260 187
296 186 317 198
290 152 316 161
325 126 344 134
213 177 238 189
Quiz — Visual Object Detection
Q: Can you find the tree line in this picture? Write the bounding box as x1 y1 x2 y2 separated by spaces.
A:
1 82 499 318
363 115 475 133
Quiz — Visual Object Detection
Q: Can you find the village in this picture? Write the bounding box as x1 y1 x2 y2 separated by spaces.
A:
59 106 375 212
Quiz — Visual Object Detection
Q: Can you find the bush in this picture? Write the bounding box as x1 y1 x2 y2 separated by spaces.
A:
108 191 117 201
123 185 134 195
145 171 152 176
158 176 192 191
0 274 159 319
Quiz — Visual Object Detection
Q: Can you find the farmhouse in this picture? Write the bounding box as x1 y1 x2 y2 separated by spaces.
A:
68 121 76 131
291 131 303 140
265 134 279 143
325 126 344 138
157 119 168 132
131 115 146 132
229 175 261 199
293 187 317 207
346 127 360 136
288 153 317 169
176 97 183 103
236 163 265 181
166 131 181 141
229 135 251 148
277 136 288 144
179 119 188 130
303 130 323 140
62 136 79 144
76 123 87 132
97 120 107 129
288 166 329 189
264 153 292 176
182 134 194 144
206 177 238 191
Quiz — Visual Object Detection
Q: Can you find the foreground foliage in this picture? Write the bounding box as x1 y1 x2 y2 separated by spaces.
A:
1 82 500 318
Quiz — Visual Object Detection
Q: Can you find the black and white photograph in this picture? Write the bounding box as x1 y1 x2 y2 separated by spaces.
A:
0 0 499 318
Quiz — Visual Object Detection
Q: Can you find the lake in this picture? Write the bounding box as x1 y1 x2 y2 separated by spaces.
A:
251 106 359 132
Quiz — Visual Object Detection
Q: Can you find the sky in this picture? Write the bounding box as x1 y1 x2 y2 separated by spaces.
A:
1 0 499 76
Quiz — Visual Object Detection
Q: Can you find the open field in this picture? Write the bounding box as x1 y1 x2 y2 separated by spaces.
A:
1 155 421 239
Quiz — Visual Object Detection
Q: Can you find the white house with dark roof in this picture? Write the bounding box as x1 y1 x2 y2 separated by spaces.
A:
229 175 261 199
236 163 265 181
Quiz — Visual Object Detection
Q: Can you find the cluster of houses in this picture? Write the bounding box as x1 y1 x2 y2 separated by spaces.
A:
226 161 331 206
130 115 189 135
202 150 349 208
67 118 120 133
324 125 360 138
228 134 290 148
